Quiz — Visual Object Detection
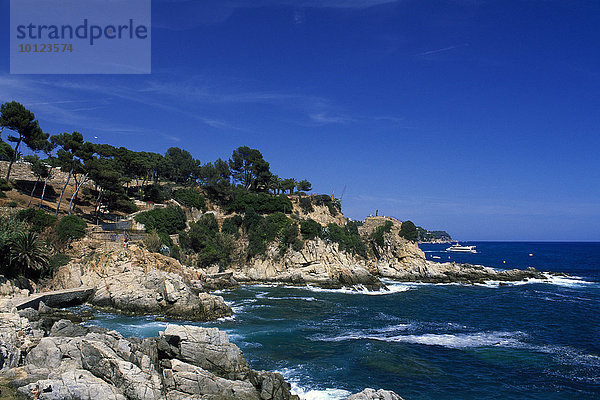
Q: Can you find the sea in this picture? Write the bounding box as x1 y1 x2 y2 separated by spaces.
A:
82 242 600 399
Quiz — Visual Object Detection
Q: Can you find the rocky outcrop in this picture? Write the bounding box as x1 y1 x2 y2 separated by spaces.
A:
231 238 385 291
160 325 250 381
0 310 406 400
379 261 546 284
346 388 404 400
359 216 547 284
51 244 232 321
0 276 36 298
1 310 300 400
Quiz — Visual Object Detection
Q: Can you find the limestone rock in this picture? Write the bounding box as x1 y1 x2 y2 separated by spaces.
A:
80 339 163 400
163 324 250 380
1 309 303 400
248 370 298 400
51 245 232 321
17 308 40 322
0 312 35 371
346 388 404 400
50 319 89 337
165 358 259 399
230 238 385 291
18 369 127 400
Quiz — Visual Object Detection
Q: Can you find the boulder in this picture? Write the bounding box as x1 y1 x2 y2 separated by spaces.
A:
164 359 259 399
162 324 250 380
248 370 297 400
18 370 127 400
346 388 404 400
80 339 163 400
50 319 89 337
51 245 233 321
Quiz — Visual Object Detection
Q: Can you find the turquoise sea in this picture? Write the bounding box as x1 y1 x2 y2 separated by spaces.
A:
84 242 600 399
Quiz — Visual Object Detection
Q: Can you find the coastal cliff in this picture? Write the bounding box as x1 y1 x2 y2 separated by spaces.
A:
48 240 232 321
356 217 546 284
222 213 545 289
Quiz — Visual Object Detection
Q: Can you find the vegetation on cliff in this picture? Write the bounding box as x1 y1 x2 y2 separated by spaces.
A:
0 100 449 283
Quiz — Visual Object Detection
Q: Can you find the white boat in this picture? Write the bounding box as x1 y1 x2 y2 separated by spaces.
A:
446 243 477 253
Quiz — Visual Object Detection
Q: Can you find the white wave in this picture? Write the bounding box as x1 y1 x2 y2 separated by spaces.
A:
244 281 415 295
216 315 236 322
264 296 320 302
230 306 245 313
534 343 600 368
274 367 351 400
377 323 410 333
290 384 351 400
543 274 596 287
302 282 414 296
136 321 168 329
317 331 526 349
479 274 596 288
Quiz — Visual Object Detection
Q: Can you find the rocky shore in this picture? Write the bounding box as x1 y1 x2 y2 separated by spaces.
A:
0 306 403 400
228 216 550 289
0 215 557 399
48 242 232 322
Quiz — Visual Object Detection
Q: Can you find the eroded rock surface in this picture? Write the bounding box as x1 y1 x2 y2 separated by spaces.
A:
51 245 232 321
1 311 299 400
345 388 404 400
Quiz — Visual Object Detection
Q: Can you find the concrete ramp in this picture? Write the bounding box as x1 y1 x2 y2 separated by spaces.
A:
14 287 95 310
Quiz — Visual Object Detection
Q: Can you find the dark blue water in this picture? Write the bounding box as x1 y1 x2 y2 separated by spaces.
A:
84 242 600 399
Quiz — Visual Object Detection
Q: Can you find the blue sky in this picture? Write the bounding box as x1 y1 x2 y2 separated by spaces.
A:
1 0 599 241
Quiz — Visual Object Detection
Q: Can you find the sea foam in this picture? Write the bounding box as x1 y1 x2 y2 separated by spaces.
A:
479 273 596 288
275 367 351 400
316 330 527 349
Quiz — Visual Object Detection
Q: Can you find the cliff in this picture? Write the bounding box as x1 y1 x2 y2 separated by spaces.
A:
127 202 546 289
49 239 233 321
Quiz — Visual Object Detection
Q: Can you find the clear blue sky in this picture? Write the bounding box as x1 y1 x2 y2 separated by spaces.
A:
1 0 599 241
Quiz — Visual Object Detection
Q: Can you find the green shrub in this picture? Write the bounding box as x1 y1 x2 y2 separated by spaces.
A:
227 192 292 214
322 221 367 258
0 179 11 191
158 232 174 247
399 220 418 242
272 214 299 254
300 219 321 240
243 210 299 258
173 188 206 210
113 197 138 214
143 230 162 253
7 201 17 208
371 221 393 248
169 244 181 260
15 208 57 233
9 231 49 275
221 215 243 237
299 196 314 213
48 253 71 270
312 194 341 216
144 230 180 259
143 184 170 204
180 213 231 268
135 206 186 235
56 215 87 243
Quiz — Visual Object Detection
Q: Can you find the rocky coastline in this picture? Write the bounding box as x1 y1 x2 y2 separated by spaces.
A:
47 242 233 322
0 216 561 399
0 304 403 400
